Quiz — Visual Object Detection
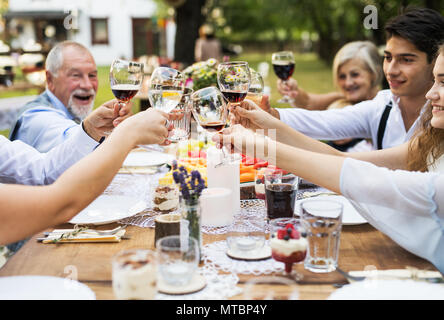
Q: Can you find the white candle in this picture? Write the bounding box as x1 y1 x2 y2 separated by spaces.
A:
206 146 240 215
200 187 233 227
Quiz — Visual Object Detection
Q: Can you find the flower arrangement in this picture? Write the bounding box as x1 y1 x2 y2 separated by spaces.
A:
183 58 218 90
172 161 206 258
172 161 206 204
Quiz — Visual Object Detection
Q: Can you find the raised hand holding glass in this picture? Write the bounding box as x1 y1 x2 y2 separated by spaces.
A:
272 51 295 104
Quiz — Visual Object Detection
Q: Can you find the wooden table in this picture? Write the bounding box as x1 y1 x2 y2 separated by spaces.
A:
0 220 436 300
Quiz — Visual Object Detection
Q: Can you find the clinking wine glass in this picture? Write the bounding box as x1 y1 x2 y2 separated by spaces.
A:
272 51 295 104
191 86 230 163
217 61 251 125
246 68 264 106
109 59 143 134
140 66 184 151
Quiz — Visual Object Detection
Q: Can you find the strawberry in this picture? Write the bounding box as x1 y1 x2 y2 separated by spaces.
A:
285 223 294 230
277 229 287 240
290 229 300 239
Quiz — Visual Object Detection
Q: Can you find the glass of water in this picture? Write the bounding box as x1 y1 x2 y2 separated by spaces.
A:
156 235 199 287
169 87 193 142
300 199 343 273
226 214 266 257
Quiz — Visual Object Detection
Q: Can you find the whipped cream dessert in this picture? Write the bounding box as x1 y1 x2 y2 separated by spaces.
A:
153 177 179 213
270 223 308 273
112 250 157 300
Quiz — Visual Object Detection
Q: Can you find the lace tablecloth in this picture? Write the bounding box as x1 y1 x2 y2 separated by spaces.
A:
113 169 329 233
156 264 242 300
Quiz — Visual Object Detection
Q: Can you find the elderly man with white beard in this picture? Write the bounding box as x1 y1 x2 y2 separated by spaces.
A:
9 41 131 152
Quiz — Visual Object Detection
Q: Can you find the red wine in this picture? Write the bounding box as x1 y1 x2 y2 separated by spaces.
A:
200 121 225 132
265 183 296 219
272 62 295 81
221 90 247 103
111 84 139 102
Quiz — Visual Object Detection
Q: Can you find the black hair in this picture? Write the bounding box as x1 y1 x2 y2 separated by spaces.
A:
385 7 444 63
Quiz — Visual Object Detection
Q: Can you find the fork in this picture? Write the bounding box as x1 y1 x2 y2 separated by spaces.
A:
44 225 125 236
335 267 444 284
335 267 365 282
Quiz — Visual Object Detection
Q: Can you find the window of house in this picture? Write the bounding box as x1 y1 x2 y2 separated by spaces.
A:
90 18 109 45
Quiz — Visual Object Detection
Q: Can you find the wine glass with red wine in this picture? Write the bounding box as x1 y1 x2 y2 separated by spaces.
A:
110 59 143 111
217 61 251 118
271 51 295 104
190 86 230 162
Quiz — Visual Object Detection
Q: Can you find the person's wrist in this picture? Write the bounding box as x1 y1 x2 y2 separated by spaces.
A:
113 119 139 148
82 120 102 142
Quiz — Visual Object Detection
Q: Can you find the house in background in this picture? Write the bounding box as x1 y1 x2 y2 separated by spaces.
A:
3 0 176 65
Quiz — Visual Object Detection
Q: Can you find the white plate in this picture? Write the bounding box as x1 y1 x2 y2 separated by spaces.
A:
295 195 367 225
69 195 146 225
0 276 96 300
123 151 174 167
328 279 444 300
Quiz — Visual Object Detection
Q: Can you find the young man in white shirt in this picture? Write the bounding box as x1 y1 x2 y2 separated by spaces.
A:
251 8 444 150
9 41 131 152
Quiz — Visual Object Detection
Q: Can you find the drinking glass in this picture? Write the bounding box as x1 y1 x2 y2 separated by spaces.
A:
191 86 230 163
112 249 157 300
169 87 193 142
246 68 264 106
148 66 184 114
141 66 184 150
109 59 143 134
226 214 266 257
217 61 251 108
300 199 343 273
265 172 299 220
156 235 199 287
271 51 295 104
110 59 143 108
269 218 308 276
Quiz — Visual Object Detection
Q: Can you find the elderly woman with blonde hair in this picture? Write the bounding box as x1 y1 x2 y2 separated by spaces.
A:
277 40 383 111
278 41 383 151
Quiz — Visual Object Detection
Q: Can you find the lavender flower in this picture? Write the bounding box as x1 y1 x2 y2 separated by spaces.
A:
172 169 206 202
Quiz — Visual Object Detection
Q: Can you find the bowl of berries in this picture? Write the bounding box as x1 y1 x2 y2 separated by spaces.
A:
269 218 308 275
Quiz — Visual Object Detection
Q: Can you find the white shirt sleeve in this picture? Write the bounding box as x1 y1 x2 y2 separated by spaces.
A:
0 126 98 185
277 99 377 140
339 157 444 273
14 107 80 153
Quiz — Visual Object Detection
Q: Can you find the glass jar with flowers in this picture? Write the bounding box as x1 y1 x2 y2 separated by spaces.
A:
172 165 206 257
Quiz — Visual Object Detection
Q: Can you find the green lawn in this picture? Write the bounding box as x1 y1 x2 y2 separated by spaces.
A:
0 51 335 138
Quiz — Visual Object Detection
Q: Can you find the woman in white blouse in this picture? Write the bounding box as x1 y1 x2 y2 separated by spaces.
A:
215 46 444 273
0 108 170 245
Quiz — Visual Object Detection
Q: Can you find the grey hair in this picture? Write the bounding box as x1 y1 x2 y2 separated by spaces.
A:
332 41 383 89
45 41 90 77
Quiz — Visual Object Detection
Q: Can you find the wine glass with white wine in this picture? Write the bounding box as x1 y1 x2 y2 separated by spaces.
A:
139 67 184 151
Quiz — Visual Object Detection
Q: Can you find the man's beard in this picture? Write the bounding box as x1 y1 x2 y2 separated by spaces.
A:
67 89 96 121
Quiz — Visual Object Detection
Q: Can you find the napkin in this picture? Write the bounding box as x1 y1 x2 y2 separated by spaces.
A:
349 268 443 282
39 228 126 244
